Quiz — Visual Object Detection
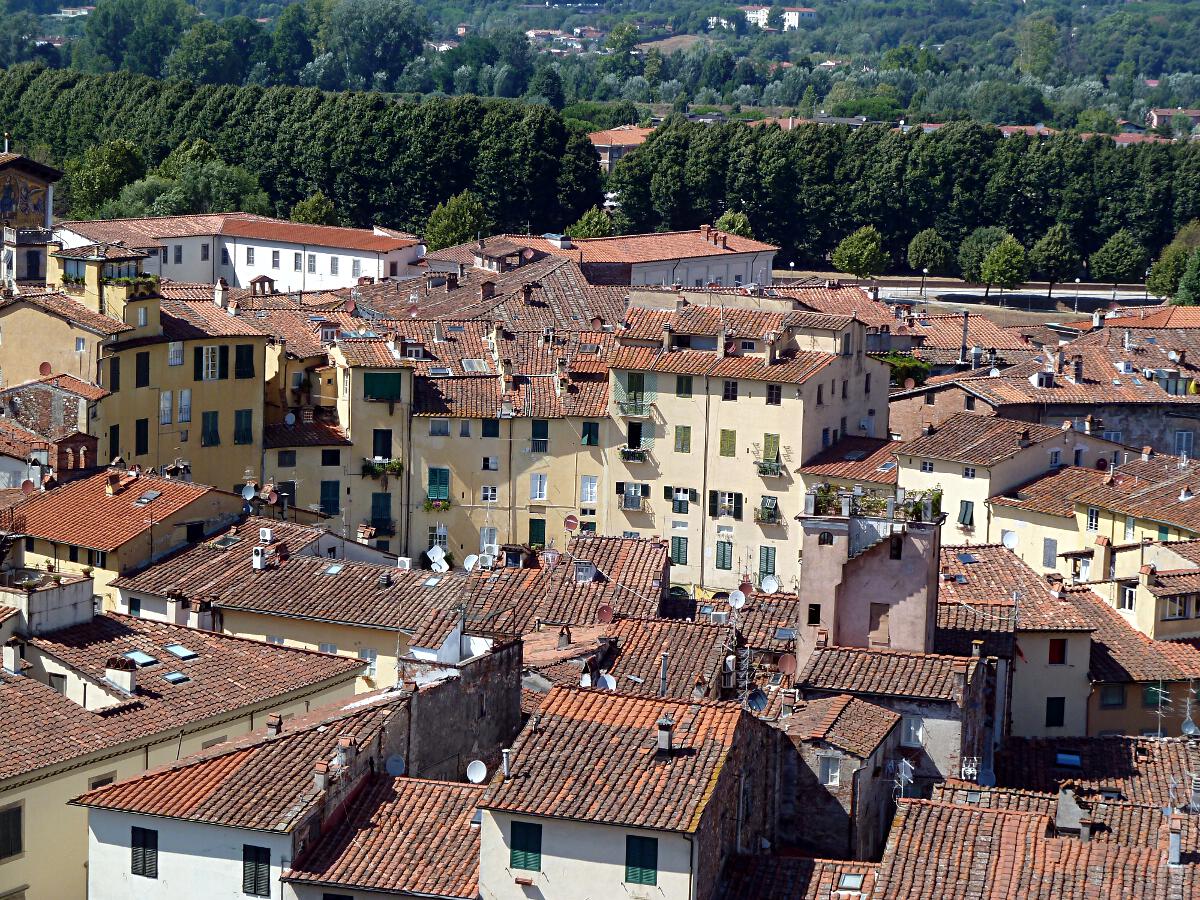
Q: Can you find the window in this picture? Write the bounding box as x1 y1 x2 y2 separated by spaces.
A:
362 372 402 402
529 518 546 547
900 716 923 747
841 380 847 400
130 825 157 878
430 419 450 436
159 390 172 425
1159 525 1171 542
90 549 108 568
294 252 302 272
675 425 691 454
1042 537 1057 569
625 835 658 886
271 249 279 269
1124 516 1136 541
428 523 448 550
221 247 230 265
1086 507 1099 532
759 545 776 577
109 356 120 392
1164 595 1189 620
197 344 225 381
357 648 378 678
459 420 470 437
530 473 548 501
670 536 688 565
865 373 872 395
330 256 339 275
482 419 500 438
766 383 782 405
1176 430 1194 457
818 531 834 546
762 432 780 463
76 336 87 353
1045 697 1066 728
531 419 549 453
427 467 450 500
581 475 598 503
320 479 340 516
1119 583 1136 611
480 526 498 551
483 456 499 471
108 424 119 464
719 429 736 457
307 253 316 273
234 409 253 445
0 804 18 861
89 774 115 789
318 642 338 655
723 380 738 401
965 395 975 410
1074 448 1085 466
920 460 934 473
234 344 255 379
716 540 733 570
510 821 542 871
808 603 821 625
821 428 831 448
671 487 690 514
924 391 935 405
167 341 183 366
173 245 182 264
962 466 976 479
201 243 210 262
201 410 220 446
472 486 494 505
137 305 148 327
1049 449 1062 468
372 428 392 459
242 844 271 896
135 418 148 456
818 756 840 787
246 247 255 265
581 421 599 446
317 448 341 468
1103 430 1123 444
676 375 692 397
352 259 361 277
1100 684 1125 708
1048 638 1067 665
817 385 824 405
957 500 974 528
890 534 903 559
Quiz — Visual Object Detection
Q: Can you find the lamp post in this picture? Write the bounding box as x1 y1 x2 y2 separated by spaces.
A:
1145 267 1151 302
1074 277 1081 314
920 267 928 300
788 260 794 282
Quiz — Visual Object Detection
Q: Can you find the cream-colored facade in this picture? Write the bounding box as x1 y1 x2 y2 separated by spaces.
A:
0 299 110 387
1010 629 1093 736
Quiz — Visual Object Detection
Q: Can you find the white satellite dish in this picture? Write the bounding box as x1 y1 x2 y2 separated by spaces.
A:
463 554 479 572
579 672 592 688
728 590 746 610
284 412 297 426
1002 531 1018 550
761 575 780 595
596 672 616 690
240 484 257 500
466 759 488 784
431 559 449 573
427 545 446 563
385 754 406 776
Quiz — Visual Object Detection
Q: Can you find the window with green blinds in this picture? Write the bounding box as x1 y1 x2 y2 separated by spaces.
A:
510 821 542 871
130 826 157 878
671 536 688 565
242 844 271 896
676 375 692 397
625 835 658 885
363 371 402 401
675 425 691 453
427 467 450 500
719 429 736 457
759 545 776 576
716 541 733 570
763 433 780 461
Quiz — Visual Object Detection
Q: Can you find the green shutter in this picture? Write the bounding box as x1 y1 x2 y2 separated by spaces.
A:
716 541 733 570
675 425 691 453
720 429 736 457
625 835 658 885
709 490 719 517
217 344 229 380
235 344 255 379
427 467 450 500
676 375 692 398
763 433 780 462
759 545 776 576
510 821 542 871
529 518 546 547
626 372 645 398
363 372 403 401
733 493 743 520
242 845 270 896
320 480 341 515
671 536 688 565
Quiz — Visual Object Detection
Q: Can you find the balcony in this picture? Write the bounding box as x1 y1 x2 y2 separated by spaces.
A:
3 226 51 246
620 446 650 463
754 506 782 525
362 458 404 478
368 518 396 536
756 459 784 477
618 400 652 418
529 439 549 454
621 495 646 512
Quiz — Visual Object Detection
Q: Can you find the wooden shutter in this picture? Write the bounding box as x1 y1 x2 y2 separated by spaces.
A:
709 490 719 517
194 346 203 381
732 493 743 520
763 433 780 461
616 481 625 496
243 845 270 896
720 429 736 456
217 344 229 379
510 822 542 871
689 488 698 503
759 545 776 575
625 835 658 885
641 483 650 497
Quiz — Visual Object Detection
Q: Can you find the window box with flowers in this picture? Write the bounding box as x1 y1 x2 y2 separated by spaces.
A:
424 497 452 512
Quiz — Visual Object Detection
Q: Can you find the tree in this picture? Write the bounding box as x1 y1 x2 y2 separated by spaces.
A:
424 190 490 251
526 66 565 110
980 236 1029 297
322 0 427 90
68 139 146 218
1176 251 1200 306
1015 15 1060 79
957 227 1007 285
1089 229 1148 297
290 191 339 226
1147 244 1193 299
166 21 237 84
832 226 889 280
766 6 785 29
715 209 753 238
269 2 315 84
907 228 953 275
73 0 196 76
1029 224 1081 298
567 205 613 238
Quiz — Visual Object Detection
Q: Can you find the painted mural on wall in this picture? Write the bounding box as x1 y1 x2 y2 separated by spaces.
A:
0 170 49 229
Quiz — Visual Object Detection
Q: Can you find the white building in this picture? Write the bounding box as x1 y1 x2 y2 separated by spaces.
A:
739 4 816 29
56 213 424 292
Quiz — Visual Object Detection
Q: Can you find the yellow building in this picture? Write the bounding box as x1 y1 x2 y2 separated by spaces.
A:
0 289 129 387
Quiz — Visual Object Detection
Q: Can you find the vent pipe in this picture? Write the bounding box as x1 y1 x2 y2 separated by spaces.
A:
659 649 669 697
502 748 511 777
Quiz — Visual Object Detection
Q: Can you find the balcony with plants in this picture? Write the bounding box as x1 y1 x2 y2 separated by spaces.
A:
754 505 782 525
618 399 652 418
756 459 784 477
362 458 405 479
620 445 650 463
423 496 452 512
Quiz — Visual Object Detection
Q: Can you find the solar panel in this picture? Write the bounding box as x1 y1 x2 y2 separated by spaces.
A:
774 627 796 641
956 552 978 564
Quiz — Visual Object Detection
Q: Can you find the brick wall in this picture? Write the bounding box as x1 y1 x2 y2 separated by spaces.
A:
888 386 996 441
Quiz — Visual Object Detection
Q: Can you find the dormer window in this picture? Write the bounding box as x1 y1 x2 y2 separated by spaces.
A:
320 326 337 344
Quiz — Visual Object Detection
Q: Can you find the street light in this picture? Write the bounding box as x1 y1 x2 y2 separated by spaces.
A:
1145 267 1151 302
1074 277 1081 314
921 267 928 300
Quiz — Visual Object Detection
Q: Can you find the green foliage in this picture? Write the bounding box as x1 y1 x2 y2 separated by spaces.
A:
103 149 270 217
320 0 427 91
832 226 889 279
1089 229 1149 287
1176 251 1200 306
290 191 339 225
980 235 1029 292
714 209 753 238
1015 15 1060 79
1029 224 1081 292
67 138 146 218
880 352 932 387
73 0 197 77
907 228 953 275
424 190 490 251
958 227 1008 284
526 66 565 110
567 205 613 238
1148 244 1193 298
166 20 237 85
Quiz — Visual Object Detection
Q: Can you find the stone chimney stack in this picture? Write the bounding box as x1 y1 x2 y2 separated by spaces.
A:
105 655 137 693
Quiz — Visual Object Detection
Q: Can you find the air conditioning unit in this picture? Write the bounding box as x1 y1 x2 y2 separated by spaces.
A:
711 610 729 625
483 543 500 556
478 554 495 570
396 557 413 571
258 527 274 544
251 547 267 571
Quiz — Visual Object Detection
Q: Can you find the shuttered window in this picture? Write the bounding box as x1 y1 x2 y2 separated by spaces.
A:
670 536 688 565
759 545 776 576
427 467 450 500
716 540 733 570
675 425 691 454
135 351 150 388
0 805 21 860
529 518 547 547
234 344 256 379
763 433 780 461
131 826 157 878
363 371 402 401
242 844 271 896
510 821 542 871
719 429 736 457
319 480 340 516
625 835 658 886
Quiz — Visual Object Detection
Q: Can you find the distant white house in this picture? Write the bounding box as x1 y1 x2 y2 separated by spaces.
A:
739 4 816 30
56 213 424 292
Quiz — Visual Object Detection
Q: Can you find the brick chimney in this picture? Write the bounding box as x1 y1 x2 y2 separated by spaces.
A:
313 759 331 792
445 272 458 291
662 324 672 351
480 280 496 301
213 278 228 309
266 713 283 736
521 283 534 304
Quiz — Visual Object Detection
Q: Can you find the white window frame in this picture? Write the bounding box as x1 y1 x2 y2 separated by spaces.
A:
201 345 220 381
580 475 598 504
318 642 337 654
483 456 499 471
75 336 86 353
530 473 548 502
900 715 924 748
331 256 339 275
271 250 280 270
1119 583 1136 611
1176 430 1194 457
352 259 362 278
920 460 934 473
167 341 183 366
1124 516 1135 541
159 390 172 426
1086 507 1099 532
357 647 378 677
177 388 192 423
428 524 448 550
818 755 840 787
307 253 316 274
246 247 255 265
137 306 147 327
962 466 976 479
481 486 498 502
1050 449 1061 467
480 526 498 552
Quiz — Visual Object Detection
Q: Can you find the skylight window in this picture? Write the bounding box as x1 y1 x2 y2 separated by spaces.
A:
579 343 600 354
877 461 897 472
124 650 157 667
843 450 866 461
625 674 645 684
956 552 978 565
838 874 865 891
212 535 242 550
447 325 465 333
164 644 197 660
429 367 452 377
323 563 344 575
462 359 488 372
163 671 190 685
423 577 440 587
774 627 797 641
1055 751 1082 768
133 490 162 507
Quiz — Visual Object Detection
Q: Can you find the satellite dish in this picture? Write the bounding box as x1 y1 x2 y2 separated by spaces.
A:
466 759 488 783
19 479 35 495
579 672 592 688
746 688 768 713
431 559 449 573
739 580 754 596
241 484 257 500
284 412 297 426
1002 531 1018 550
728 590 746 610
761 575 780 594
385 754 406 776
597 673 617 690
463 554 479 572
778 654 797 676
903 377 916 390
597 603 614 624
427 544 446 563
267 491 279 505
38 361 51 376
1183 716 1199 737
989 367 1001 377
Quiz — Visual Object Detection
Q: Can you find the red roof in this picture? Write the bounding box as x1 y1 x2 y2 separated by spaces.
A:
0 290 130 336
800 646 974 703
799 436 901 485
783 693 900 757
587 125 654 147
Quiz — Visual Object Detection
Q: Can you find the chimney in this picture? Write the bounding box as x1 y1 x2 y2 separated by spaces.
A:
521 283 534 304
971 639 983 658
445 272 458 291
656 713 675 754
1142 446 1153 461
213 278 228 309
1017 427 1030 448
105 470 120 495
490 320 503 352
1092 309 1103 328
300 406 315 424
432 320 445 342
1169 814 1183 865
662 323 672 351
922 422 935 437
717 328 728 359
720 234 728 250
480 280 496 301
104 655 137 693
700 224 711 239
659 648 669 697
1072 355 1084 383
502 748 511 777
557 625 572 649
313 759 331 792
266 713 283 736
335 735 357 768
1124 329 1132 351
2 639 19 674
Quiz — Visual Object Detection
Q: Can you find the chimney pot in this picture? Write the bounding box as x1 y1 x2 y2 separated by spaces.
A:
502 748 511 777
480 280 496 302
266 713 283 736
971 640 982 658
659 650 669 697
2 639 20 675
313 760 330 792
104 655 137 693
657 713 675 754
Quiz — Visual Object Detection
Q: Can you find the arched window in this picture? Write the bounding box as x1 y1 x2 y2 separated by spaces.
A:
818 531 834 546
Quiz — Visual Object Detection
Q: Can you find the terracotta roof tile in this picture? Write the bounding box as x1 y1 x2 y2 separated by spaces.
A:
52 242 148 261
262 419 351 448
800 646 973 703
722 855 881 900
430 230 778 268
989 465 1111 518
17 372 109 401
588 125 654 147
782 693 900 757
0 290 130 336
611 344 835 385
1071 454 1200 533
898 412 1081 465
799 436 901 485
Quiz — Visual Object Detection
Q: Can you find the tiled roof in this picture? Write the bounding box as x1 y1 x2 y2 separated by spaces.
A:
605 617 728 698
412 370 609 419
611 344 835 385
157 280 253 303
11 469 222 551
1090 306 1200 330
994 736 1200 806
800 646 972 703
335 337 409 368
588 124 654 147
479 686 744 833
283 775 481 898
1070 454 1200 533
72 693 397 829
783 694 899 757
0 289 130 335
63 214 233 245
778 285 895 327
733 591 804 651
159 298 269 339
0 152 63 180
2 613 363 781
18 372 109 401
722 855 881 900
262 419 351 448
51 242 148 260
900 312 1033 353
897 412 1077 465
620 304 850 342
799 436 901 485
989 465 1110 518
242 307 360 359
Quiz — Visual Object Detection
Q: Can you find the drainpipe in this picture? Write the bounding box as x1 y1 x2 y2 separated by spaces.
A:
698 377 712 592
